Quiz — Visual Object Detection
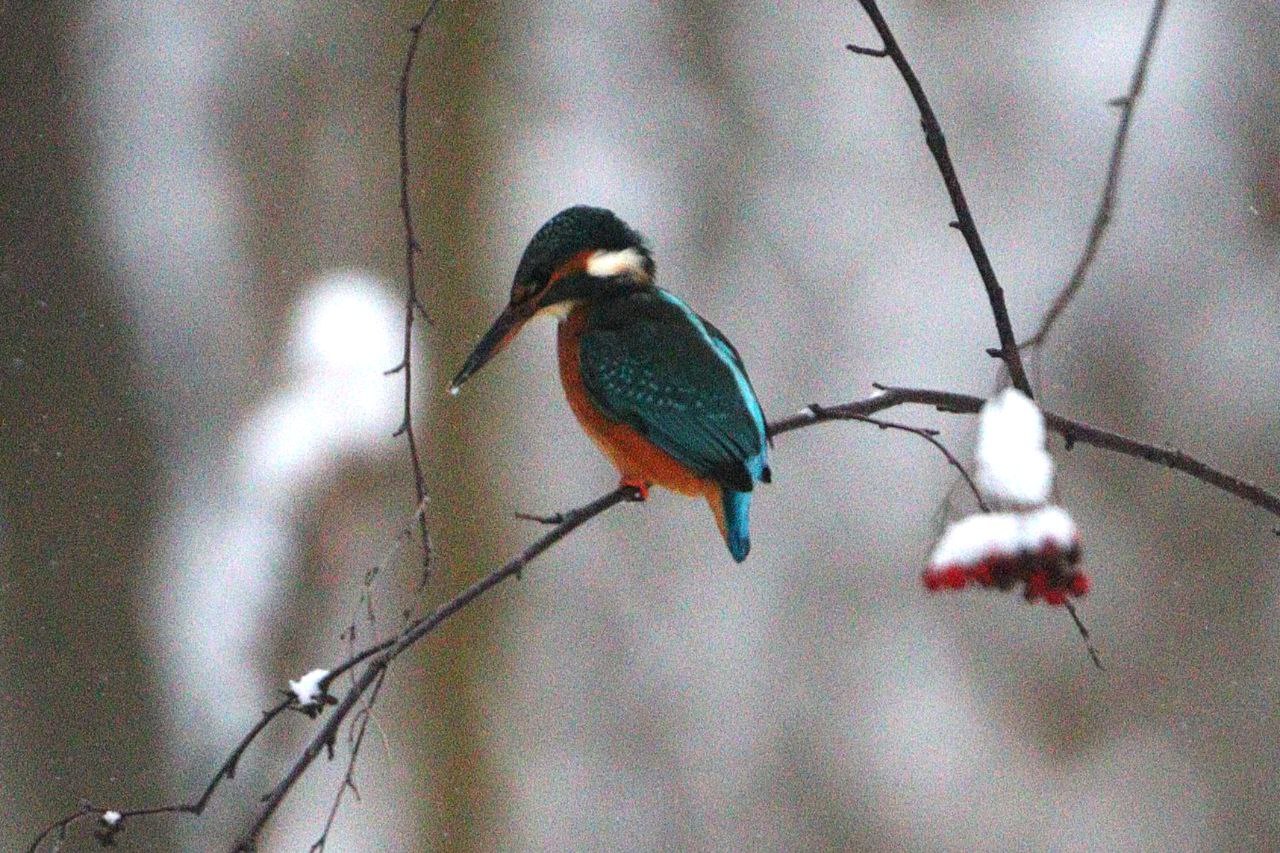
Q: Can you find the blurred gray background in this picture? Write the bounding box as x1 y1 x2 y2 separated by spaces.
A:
3 0 1279 850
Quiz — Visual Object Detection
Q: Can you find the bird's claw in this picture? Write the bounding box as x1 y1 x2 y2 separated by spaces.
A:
620 480 649 501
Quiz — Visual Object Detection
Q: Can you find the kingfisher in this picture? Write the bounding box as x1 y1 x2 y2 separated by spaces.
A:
450 206 771 562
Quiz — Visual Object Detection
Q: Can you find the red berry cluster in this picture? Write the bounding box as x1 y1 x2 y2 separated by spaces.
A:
923 539 1089 606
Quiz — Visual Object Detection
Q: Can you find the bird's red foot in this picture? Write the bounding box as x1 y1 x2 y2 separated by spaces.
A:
620 479 650 501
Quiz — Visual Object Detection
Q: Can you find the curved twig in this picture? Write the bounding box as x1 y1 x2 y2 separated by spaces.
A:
1023 0 1167 349
231 486 638 851
29 381 1280 850
388 0 445 586
770 386 1280 520
808 406 990 513
23 697 295 853
239 385 1280 847
847 0 1034 397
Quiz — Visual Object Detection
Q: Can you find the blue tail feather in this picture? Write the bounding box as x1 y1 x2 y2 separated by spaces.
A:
721 489 752 562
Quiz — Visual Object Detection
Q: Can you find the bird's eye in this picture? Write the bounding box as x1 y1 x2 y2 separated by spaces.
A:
511 278 538 305
516 266 553 302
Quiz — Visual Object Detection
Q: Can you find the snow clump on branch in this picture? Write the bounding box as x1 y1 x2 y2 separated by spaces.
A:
923 389 1089 606
288 668 332 712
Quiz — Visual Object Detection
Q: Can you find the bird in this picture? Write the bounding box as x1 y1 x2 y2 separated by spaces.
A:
450 205 770 562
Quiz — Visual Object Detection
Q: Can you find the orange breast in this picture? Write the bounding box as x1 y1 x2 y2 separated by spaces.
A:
557 306 711 498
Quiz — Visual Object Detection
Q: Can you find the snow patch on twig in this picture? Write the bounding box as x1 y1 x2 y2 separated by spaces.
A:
289 669 331 709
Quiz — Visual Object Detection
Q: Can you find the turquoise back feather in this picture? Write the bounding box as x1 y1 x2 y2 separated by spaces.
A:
578 288 768 489
577 287 769 561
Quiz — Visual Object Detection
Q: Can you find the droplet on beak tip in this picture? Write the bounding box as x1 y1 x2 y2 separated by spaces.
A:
448 385 461 396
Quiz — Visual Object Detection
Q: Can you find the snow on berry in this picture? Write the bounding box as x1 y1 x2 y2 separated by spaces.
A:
923 505 1087 606
927 512 1022 568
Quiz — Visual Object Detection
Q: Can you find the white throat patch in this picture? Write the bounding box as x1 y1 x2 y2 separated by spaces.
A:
535 300 579 321
585 247 649 280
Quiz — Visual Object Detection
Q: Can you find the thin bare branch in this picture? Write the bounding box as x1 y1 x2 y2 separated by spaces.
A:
830 411 1100 666
31 376 1280 850
808 406 989 512
1063 600 1105 671
515 510 571 525
308 667 391 852
232 486 639 851
232 388 1280 847
1023 0 1167 349
27 493 443 851
771 386 1280 520
311 498 428 850
24 697 295 853
25 804 96 853
308 11 453 843
848 0 1034 397
299 7 450 838
393 0 445 585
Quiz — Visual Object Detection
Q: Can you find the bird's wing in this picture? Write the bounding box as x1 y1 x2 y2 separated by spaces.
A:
698 314 774 457
578 290 767 492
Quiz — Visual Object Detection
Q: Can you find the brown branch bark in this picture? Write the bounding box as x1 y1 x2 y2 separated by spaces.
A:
235 386 1280 847
24 2 1273 849
23 697 294 853
848 0 1034 397
231 485 640 851
1022 0 1168 349
385 0 445 586
29 380 1280 850
771 386 1280 519
808 406 990 513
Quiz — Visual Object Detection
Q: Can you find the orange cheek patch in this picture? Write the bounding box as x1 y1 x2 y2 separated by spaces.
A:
547 250 593 287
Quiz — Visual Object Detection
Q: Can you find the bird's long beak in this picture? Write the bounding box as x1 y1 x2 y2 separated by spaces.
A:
449 302 532 393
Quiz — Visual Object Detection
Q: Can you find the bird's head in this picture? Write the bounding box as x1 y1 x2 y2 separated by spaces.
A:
450 206 653 392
